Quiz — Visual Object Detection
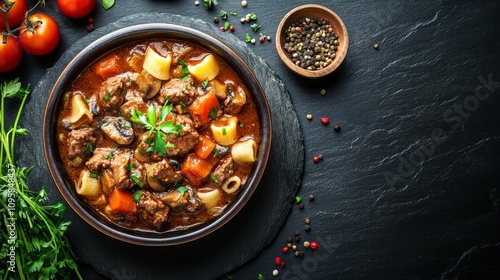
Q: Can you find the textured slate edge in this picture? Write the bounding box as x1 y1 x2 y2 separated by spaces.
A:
28 13 304 280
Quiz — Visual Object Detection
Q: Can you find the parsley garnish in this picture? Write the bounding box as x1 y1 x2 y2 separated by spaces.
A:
177 185 188 195
245 33 252 43
104 93 112 101
203 0 218 9
210 174 219 183
104 153 114 159
295 195 302 204
133 190 142 201
209 108 218 120
202 78 209 89
130 172 144 188
130 102 184 157
220 10 228 20
222 128 227 135
212 148 218 157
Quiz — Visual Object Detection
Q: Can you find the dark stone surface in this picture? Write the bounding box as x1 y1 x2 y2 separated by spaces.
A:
1 0 500 279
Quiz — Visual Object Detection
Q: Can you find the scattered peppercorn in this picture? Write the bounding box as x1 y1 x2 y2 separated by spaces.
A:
320 89 327 95
318 154 323 160
287 242 292 248
298 202 304 209
241 0 248 7
304 241 310 248
273 269 279 277
194 0 200 6
275 256 282 266
220 26 226 32
306 114 313 120
294 230 300 236
86 24 94 32
87 17 93 23
333 123 341 132
251 38 256 44
259 37 265 43
294 251 299 257
230 25 235 31
297 251 305 257
305 217 310 224
308 194 315 201
320 117 329 125
313 156 320 163
267 35 272 41
310 241 318 250
373 43 379 49
282 246 289 253
305 224 311 232
213 17 219 23
287 237 293 243
284 17 339 70
292 245 297 251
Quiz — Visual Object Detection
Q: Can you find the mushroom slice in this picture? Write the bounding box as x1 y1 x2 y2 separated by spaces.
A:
136 70 162 99
146 159 183 192
100 116 134 145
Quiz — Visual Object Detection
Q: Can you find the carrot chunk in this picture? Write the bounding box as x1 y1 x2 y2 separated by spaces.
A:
95 55 121 79
181 153 217 187
189 91 221 126
109 189 137 214
194 135 217 159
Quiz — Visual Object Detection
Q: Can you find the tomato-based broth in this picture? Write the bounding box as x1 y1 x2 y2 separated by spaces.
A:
56 39 261 232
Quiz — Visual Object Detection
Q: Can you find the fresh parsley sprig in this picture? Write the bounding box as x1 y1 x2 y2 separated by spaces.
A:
130 102 184 157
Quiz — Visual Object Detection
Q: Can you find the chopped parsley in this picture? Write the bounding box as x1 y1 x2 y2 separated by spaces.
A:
130 172 144 188
104 153 114 159
202 78 209 89
251 24 261 32
245 33 252 43
210 174 219 183
220 10 228 20
133 190 142 201
103 93 112 101
222 128 227 135
209 108 218 120
177 185 188 196
212 148 218 157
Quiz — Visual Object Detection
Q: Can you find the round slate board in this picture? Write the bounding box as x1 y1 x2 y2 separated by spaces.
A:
24 13 303 279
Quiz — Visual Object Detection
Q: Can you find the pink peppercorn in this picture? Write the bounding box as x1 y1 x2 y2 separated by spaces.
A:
320 117 329 125
229 25 235 31
313 156 319 163
310 241 318 250
282 246 289 253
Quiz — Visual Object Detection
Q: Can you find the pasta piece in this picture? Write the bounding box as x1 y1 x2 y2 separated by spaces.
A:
187 54 220 82
77 169 102 198
221 176 242 194
231 139 257 164
69 93 93 128
197 189 221 209
142 46 172 80
211 116 238 146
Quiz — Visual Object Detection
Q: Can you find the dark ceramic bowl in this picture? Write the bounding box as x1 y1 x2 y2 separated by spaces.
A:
43 23 272 246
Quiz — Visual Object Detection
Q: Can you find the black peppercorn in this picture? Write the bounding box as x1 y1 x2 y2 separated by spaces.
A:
308 194 315 201
298 202 304 209
287 237 293 243
213 17 219 23
333 124 341 132
305 224 311 232
294 230 300 236
295 235 301 242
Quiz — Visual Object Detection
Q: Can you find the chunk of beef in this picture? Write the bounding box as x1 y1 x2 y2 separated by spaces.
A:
67 128 96 157
210 156 234 187
111 149 133 189
158 78 199 106
146 159 183 192
120 97 148 119
98 72 138 111
137 190 170 231
164 114 200 157
85 148 113 173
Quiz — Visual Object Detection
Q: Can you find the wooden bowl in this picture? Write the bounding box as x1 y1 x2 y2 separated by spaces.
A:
275 4 348 78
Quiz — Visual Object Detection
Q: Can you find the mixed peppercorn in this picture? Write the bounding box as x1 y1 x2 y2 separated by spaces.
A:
283 17 340 70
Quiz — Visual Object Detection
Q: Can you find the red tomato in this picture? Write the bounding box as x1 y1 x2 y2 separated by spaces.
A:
56 0 96 19
0 35 23 72
19 14 60 56
0 0 28 29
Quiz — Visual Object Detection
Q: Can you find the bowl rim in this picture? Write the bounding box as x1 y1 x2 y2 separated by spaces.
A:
275 4 349 78
42 23 272 246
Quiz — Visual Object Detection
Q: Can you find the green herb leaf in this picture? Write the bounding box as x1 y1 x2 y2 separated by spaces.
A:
203 0 218 9
153 131 167 157
245 33 252 43
230 11 237 16
210 174 219 183
177 185 188 195
202 78 209 89
251 24 261 32
104 93 112 101
258 274 265 280
147 105 157 127
104 153 114 159
102 0 115 10
295 195 302 203
125 162 135 170
220 11 228 20
131 173 144 188
248 13 257 21
130 109 152 129
209 108 218 120
224 21 231 31
222 128 227 135
133 190 142 201
159 120 183 135
212 148 218 157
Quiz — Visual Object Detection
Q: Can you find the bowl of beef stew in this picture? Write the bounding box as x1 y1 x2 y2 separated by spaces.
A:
43 23 271 245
